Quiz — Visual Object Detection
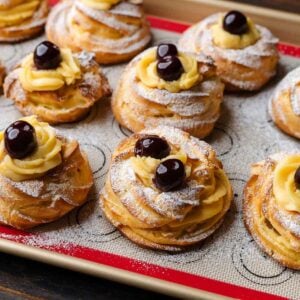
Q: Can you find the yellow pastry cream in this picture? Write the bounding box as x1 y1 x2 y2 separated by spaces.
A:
211 15 260 49
136 48 201 93
79 0 121 10
273 154 300 212
130 150 191 187
0 116 62 182
130 145 231 234
0 0 41 28
19 48 81 92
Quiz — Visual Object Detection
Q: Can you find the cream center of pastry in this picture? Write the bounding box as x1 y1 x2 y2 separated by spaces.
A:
136 48 201 93
0 116 62 182
273 155 300 212
211 15 260 49
130 150 191 188
0 0 40 27
19 49 81 92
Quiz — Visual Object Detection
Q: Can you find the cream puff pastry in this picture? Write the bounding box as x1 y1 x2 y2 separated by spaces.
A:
4 41 111 125
0 116 93 229
46 0 151 65
100 126 233 251
244 153 300 269
112 44 224 139
178 11 279 91
0 0 49 42
269 67 300 139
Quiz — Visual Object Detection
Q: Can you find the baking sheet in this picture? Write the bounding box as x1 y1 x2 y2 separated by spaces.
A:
0 20 299 300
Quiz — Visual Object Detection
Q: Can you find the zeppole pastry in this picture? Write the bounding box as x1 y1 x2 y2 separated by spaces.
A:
0 116 93 229
112 43 224 138
0 0 49 42
244 153 300 269
46 0 151 64
178 10 279 91
4 41 111 124
269 67 300 139
100 126 233 251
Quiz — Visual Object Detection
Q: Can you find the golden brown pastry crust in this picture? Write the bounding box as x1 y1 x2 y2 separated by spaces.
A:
178 14 279 92
244 154 300 270
4 52 111 125
112 49 224 139
0 0 49 42
270 67 300 139
46 1 151 65
100 126 233 251
0 138 93 229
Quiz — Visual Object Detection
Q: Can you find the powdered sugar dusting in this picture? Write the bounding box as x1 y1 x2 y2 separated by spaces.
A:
271 66 300 117
179 14 278 69
117 47 223 129
52 1 151 55
108 126 216 223
75 2 138 34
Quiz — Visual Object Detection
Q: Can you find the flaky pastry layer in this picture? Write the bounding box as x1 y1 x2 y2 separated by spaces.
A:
46 1 151 64
178 14 279 91
0 0 48 42
0 138 93 229
112 49 224 139
244 154 300 269
4 52 111 124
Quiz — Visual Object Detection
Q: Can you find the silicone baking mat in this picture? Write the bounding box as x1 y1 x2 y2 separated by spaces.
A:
0 4 300 300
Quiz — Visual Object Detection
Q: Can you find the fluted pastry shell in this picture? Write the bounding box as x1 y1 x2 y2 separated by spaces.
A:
178 14 279 91
244 153 300 269
100 126 233 251
269 67 300 139
112 48 224 139
0 0 48 42
46 0 151 65
0 137 93 229
4 52 111 125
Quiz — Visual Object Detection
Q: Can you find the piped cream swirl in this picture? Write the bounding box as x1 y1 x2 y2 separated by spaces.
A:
137 48 201 93
273 154 300 212
0 0 41 27
211 15 260 49
19 49 81 92
0 116 62 181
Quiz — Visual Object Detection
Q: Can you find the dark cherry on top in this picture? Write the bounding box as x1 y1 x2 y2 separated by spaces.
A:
223 10 249 35
157 43 178 60
34 41 62 70
156 43 184 82
135 135 170 159
154 159 186 192
157 56 184 82
295 167 300 189
4 121 37 159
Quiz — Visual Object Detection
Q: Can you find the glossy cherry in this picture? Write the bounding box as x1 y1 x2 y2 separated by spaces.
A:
154 159 186 192
294 167 300 189
223 10 249 35
157 43 178 60
157 56 184 81
34 41 62 70
4 120 37 159
135 135 170 159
